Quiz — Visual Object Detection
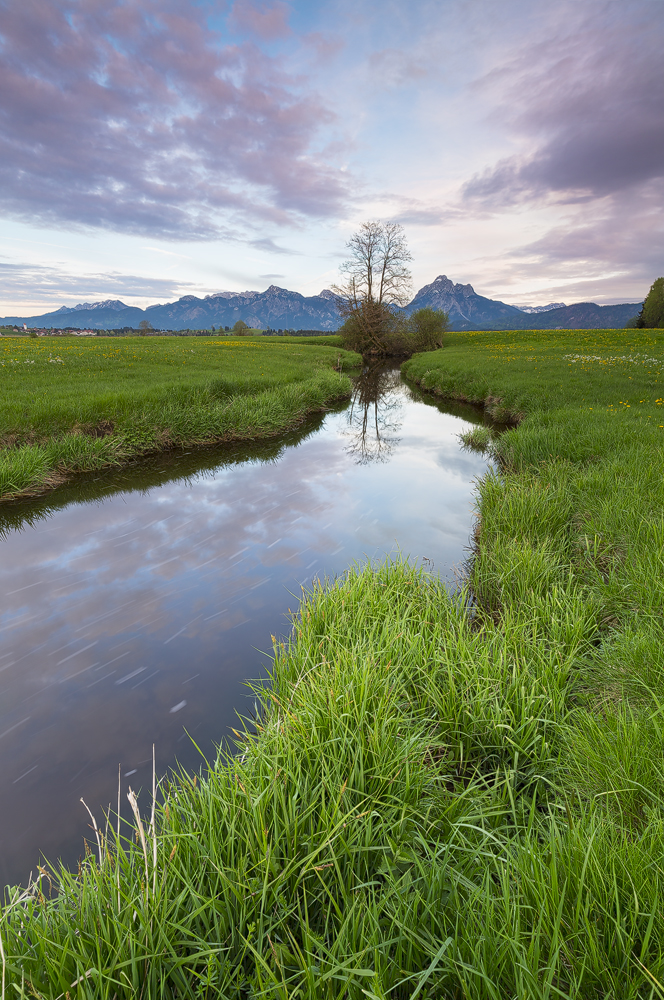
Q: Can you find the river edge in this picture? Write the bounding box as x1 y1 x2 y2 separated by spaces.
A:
0 347 360 502
0 375 353 503
4 333 664 996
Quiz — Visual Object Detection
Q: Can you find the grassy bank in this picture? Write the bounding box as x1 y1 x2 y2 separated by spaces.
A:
3 327 664 997
0 337 359 500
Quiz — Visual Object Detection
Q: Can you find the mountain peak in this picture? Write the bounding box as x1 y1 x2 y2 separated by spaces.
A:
514 302 567 314
72 299 128 312
425 275 477 297
406 274 523 328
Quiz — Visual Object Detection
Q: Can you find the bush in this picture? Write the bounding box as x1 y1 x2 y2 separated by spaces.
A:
338 303 449 356
408 306 449 352
338 301 404 355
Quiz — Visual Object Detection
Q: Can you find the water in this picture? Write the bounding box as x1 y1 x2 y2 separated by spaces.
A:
0 368 492 888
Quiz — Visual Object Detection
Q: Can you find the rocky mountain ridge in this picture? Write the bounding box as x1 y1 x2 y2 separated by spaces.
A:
52 299 129 314
515 302 566 314
2 276 642 332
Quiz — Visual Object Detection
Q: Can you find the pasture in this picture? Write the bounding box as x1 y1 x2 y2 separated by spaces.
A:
0 336 359 499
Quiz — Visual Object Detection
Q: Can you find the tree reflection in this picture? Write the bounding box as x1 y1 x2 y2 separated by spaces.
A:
344 366 404 464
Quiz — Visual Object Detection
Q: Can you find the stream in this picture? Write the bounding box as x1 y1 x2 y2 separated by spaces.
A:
0 367 493 888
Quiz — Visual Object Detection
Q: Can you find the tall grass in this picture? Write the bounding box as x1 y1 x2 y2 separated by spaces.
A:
4 327 664 997
3 558 663 997
0 339 360 499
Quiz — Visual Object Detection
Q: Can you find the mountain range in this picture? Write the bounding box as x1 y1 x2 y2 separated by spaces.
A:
1 276 642 332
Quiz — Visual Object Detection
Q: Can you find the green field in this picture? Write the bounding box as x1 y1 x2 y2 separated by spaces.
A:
403 325 664 419
0 336 359 500
3 327 664 997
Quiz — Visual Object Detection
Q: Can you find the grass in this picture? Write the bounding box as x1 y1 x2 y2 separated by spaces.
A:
458 424 494 452
3 326 664 997
402 326 664 423
0 336 360 500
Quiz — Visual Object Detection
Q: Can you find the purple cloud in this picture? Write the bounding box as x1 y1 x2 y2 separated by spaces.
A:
249 237 301 254
367 48 427 88
455 2 664 299
463 4 664 206
0 0 347 238
0 258 193 304
228 1 292 41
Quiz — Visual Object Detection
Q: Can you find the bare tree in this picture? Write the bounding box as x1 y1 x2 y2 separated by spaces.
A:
333 222 413 355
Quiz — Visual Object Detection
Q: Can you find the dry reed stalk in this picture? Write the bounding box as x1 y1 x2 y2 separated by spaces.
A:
126 788 150 892
80 798 102 867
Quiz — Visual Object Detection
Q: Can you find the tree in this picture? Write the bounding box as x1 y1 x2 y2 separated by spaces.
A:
233 319 249 333
344 367 403 463
138 319 153 335
407 307 449 352
333 221 412 355
635 277 664 328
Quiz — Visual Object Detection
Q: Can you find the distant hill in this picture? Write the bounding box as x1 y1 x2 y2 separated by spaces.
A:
1 286 341 332
2 276 642 332
503 300 643 330
404 275 525 329
52 299 130 314
404 276 641 331
514 302 566 314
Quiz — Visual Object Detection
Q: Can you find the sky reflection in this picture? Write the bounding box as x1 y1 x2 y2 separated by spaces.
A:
0 373 491 887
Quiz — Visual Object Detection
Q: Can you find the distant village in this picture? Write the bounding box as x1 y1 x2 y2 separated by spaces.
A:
0 325 99 336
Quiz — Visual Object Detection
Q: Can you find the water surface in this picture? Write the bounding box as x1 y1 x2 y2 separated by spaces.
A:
0 369 491 887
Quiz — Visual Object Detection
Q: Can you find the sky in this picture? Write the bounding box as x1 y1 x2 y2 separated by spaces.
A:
1 0 662 316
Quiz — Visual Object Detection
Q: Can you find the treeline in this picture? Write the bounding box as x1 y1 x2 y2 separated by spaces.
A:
263 328 331 336
96 327 334 337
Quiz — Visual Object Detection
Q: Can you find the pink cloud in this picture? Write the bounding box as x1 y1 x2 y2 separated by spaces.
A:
302 31 345 62
463 7 664 207
228 0 292 40
0 0 346 238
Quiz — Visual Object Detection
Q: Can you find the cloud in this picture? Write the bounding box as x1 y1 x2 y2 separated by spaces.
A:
258 273 286 279
367 48 427 88
0 0 347 240
467 178 663 305
302 31 345 62
506 184 664 300
141 247 192 259
249 237 302 254
463 3 664 207
512 187 664 272
0 258 192 308
228 1 292 41
448 1 664 301
389 200 463 227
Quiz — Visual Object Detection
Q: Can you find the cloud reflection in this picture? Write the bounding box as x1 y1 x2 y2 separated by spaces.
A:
0 373 490 886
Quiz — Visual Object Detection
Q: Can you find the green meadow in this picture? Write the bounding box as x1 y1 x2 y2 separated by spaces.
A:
3 326 664 998
0 336 358 500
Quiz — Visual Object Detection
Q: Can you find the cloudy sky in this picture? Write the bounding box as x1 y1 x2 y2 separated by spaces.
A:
1 0 662 315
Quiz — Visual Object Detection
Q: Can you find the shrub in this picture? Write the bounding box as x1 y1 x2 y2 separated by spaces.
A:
408 307 449 352
339 304 449 356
